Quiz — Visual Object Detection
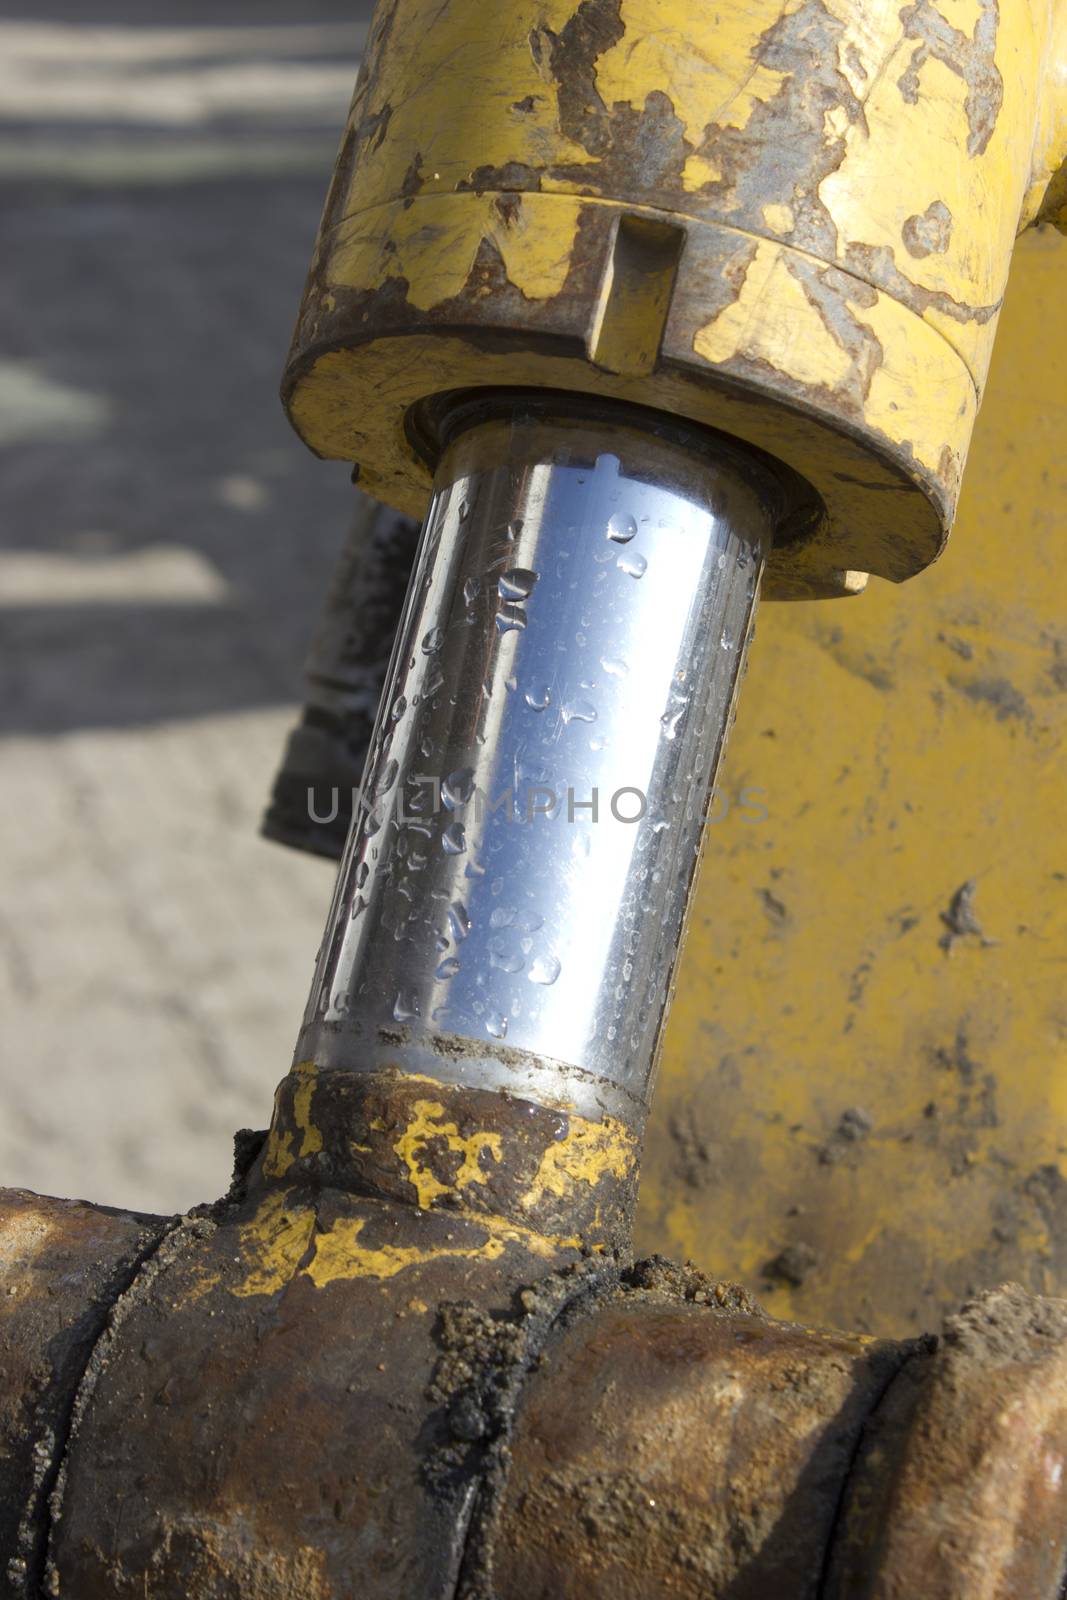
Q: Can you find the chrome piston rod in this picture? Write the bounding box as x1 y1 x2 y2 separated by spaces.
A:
296 405 776 1126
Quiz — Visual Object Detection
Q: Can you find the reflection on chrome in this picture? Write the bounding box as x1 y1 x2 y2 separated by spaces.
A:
296 408 775 1125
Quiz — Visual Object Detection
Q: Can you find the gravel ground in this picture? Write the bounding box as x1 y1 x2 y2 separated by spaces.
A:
1 3 376 1211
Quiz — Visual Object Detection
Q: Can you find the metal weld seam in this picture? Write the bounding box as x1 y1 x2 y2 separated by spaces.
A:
814 1337 931 1600
36 1211 197 1594
450 1260 622 1600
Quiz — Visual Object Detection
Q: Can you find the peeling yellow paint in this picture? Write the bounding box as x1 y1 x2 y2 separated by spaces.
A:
479 1210 588 1261
289 0 1067 595
260 1125 294 1181
261 1061 322 1179
761 202 795 235
224 1191 317 1299
694 241 854 394
593 3 787 146
322 0 1046 391
300 1209 583 1286
393 1098 503 1208
303 1214 507 1288
209 1188 583 1300
335 0 594 223
331 192 581 311
681 154 722 191
638 231 1067 1338
292 1061 324 1159
520 1114 637 1215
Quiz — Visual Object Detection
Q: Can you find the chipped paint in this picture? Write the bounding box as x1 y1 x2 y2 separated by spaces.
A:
286 0 1065 594
520 1114 637 1214
690 233 973 478
393 1097 504 1208
261 1059 322 1178
211 1187 584 1300
254 1067 637 1252
304 1207 582 1288
331 191 583 310
694 241 857 395
303 1213 507 1287
226 1190 316 1297
319 0 1030 379
902 199 953 257
896 0 1003 158
638 228 1067 1338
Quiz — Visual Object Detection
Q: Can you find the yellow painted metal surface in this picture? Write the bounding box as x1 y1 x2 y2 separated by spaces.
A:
278 0 1067 1332
518 1114 636 1212
192 1185 590 1302
392 1097 505 1207
261 1059 322 1178
290 325 954 597
330 0 1043 388
247 1065 636 1305
1025 0 1067 228
263 1062 638 1227
638 226 1067 1338
286 0 1067 595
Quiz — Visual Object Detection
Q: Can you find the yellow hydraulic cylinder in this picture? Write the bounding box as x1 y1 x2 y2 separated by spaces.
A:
279 0 1067 1336
284 0 1067 599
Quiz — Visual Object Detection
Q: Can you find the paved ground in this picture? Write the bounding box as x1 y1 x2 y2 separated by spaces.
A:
0 3 376 1212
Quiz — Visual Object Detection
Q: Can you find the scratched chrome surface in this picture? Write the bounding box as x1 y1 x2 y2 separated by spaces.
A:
297 412 771 1119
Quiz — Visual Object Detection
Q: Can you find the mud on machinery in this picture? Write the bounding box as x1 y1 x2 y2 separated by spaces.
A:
4 2 1067 1595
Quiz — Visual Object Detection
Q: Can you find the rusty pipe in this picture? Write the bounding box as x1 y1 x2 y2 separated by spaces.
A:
4 1175 1067 1598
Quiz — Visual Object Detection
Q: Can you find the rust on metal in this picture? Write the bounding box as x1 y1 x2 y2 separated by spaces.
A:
45 1180 611 1600
253 1065 640 1253
0 1153 1066 1596
825 1283 1067 1599
0 1189 170 1599
282 0 1065 599
479 1258 912 1599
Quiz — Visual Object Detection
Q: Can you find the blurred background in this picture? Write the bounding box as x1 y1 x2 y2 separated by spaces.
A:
0 1 375 1210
